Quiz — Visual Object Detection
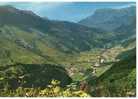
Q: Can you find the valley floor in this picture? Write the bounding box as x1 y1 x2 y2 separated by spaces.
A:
0 45 136 97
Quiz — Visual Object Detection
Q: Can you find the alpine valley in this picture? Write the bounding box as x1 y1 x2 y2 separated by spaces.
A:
0 4 136 97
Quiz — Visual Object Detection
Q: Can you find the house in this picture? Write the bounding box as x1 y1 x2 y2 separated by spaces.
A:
100 58 105 64
98 55 106 64
93 55 106 67
94 62 100 67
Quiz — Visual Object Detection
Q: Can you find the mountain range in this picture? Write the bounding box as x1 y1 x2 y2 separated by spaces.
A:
0 6 135 61
79 6 136 32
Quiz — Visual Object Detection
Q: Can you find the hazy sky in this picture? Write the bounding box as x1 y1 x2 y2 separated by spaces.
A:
0 2 136 22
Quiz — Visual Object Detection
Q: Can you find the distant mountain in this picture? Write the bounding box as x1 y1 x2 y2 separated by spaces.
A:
113 16 136 40
79 6 136 32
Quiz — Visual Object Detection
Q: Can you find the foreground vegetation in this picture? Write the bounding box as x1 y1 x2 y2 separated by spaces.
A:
0 47 136 97
0 80 90 97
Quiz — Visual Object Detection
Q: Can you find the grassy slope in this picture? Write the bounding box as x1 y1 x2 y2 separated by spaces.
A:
0 25 69 66
95 48 136 97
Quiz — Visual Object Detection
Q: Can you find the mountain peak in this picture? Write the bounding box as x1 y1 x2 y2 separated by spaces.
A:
79 6 136 31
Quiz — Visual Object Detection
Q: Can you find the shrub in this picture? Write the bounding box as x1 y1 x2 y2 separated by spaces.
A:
0 79 90 97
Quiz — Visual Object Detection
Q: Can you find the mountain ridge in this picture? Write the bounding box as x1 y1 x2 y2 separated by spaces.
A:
79 6 136 32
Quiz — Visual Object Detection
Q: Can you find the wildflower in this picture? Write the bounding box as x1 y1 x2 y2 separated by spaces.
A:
47 85 53 88
51 79 60 85
74 90 89 97
53 86 60 93
63 89 72 97
39 88 49 96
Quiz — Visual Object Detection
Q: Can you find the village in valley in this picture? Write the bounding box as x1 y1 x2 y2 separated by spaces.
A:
64 46 129 81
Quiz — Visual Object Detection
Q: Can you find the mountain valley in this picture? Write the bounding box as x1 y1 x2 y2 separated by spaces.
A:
0 4 136 97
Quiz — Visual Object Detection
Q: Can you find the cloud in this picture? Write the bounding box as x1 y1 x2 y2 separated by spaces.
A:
114 3 136 9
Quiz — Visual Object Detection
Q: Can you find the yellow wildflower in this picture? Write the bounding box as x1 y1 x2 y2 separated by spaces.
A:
53 86 60 93
51 79 60 85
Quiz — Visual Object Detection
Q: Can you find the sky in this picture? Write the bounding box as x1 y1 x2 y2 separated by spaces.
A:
0 2 136 22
